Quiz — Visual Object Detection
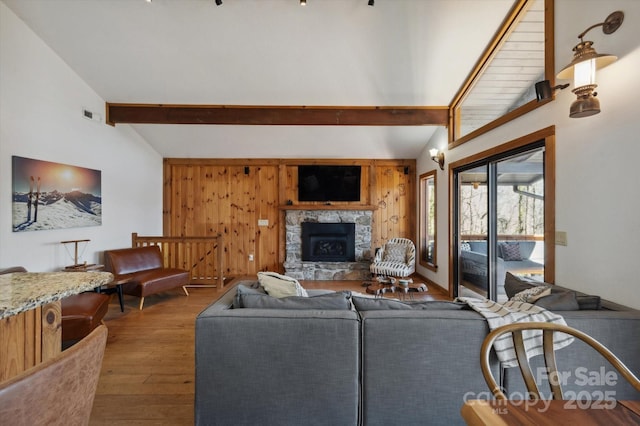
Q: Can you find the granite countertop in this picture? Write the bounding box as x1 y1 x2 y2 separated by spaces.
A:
0 271 113 320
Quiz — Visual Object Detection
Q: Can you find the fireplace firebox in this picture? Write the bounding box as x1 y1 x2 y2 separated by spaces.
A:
301 222 355 262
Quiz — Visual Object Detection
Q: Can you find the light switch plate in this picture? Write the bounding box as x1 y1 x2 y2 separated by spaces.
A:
258 219 269 227
555 231 567 246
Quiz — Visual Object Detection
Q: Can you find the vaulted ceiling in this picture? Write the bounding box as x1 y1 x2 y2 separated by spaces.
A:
3 0 515 159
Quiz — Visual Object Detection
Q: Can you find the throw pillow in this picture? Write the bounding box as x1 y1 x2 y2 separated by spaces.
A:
383 243 407 263
512 286 551 303
500 242 523 261
233 283 266 308
352 296 469 311
239 291 351 310
504 272 542 298
534 291 580 311
257 271 308 298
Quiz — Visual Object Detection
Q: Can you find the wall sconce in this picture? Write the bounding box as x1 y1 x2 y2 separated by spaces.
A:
535 80 569 101
429 148 445 171
556 11 624 118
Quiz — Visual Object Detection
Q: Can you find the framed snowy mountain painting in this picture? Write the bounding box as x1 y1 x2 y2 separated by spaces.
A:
12 156 102 232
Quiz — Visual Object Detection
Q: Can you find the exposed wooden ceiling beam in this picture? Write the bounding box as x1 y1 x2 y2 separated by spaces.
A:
105 103 449 126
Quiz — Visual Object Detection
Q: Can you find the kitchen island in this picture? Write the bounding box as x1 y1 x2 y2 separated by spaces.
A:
0 271 113 381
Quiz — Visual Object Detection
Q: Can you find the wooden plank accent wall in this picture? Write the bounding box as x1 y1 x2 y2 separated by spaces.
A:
164 159 415 276
0 302 61 382
370 162 415 250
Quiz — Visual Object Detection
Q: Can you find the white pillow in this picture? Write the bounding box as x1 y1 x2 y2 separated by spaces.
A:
257 271 308 298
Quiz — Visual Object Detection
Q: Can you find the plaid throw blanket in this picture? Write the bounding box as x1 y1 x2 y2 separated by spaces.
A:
457 297 574 368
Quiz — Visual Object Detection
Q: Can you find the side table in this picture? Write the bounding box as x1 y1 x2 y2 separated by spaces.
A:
395 280 428 300
364 277 428 300
63 263 104 272
62 264 125 312
365 277 397 298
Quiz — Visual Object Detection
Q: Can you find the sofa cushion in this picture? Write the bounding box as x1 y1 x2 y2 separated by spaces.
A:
352 296 468 311
467 241 487 254
534 291 580 311
257 271 308 298
239 291 351 310
123 267 190 297
382 243 407 262
575 295 602 310
233 283 267 308
505 272 596 311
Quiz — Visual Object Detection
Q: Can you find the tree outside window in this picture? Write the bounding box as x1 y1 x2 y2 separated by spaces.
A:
419 171 437 270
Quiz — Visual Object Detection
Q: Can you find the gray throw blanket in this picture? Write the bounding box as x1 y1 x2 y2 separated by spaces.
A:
457 297 574 368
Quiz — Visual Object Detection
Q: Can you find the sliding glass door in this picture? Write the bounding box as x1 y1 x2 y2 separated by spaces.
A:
454 143 545 301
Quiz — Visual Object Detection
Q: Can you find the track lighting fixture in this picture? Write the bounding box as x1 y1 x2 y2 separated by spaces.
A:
300 0 306 5
215 0 222 5
368 0 374 5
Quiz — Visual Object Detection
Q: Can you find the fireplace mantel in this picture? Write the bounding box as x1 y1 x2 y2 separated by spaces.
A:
279 205 377 211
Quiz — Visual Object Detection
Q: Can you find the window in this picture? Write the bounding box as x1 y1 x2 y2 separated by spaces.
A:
449 0 554 148
419 171 437 271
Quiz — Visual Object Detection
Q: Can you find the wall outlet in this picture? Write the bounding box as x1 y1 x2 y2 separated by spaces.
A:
555 231 567 246
258 219 269 227
248 254 254 261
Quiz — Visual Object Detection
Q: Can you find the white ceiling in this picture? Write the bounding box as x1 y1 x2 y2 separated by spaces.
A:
3 0 515 159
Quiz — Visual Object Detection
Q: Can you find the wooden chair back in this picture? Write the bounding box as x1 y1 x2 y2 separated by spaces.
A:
480 322 640 400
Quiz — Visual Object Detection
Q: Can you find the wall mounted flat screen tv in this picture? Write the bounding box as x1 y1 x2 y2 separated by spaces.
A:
298 165 361 202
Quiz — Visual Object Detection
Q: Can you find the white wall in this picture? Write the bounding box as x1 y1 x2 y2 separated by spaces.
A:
0 3 163 271
417 0 640 309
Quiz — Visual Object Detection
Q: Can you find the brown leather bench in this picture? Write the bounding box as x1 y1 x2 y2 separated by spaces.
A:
104 246 190 310
61 292 109 343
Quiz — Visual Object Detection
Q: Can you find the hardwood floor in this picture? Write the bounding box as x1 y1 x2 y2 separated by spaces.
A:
89 276 449 425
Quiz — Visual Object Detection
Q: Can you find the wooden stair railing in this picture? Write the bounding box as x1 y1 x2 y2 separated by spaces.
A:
131 233 225 292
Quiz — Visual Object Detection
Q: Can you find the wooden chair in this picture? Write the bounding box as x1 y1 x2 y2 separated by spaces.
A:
0 325 108 425
480 322 640 400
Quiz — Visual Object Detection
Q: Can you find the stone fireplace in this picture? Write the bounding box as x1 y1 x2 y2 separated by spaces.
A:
284 209 373 280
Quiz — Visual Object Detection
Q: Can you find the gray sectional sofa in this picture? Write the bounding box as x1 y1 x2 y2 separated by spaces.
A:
194 279 640 426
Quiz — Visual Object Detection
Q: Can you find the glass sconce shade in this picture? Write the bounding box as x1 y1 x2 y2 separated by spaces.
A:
573 58 596 88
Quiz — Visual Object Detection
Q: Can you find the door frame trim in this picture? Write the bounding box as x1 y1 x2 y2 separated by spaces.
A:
448 126 556 298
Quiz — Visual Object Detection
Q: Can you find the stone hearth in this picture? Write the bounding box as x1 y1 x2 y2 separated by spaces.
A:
284 209 373 280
